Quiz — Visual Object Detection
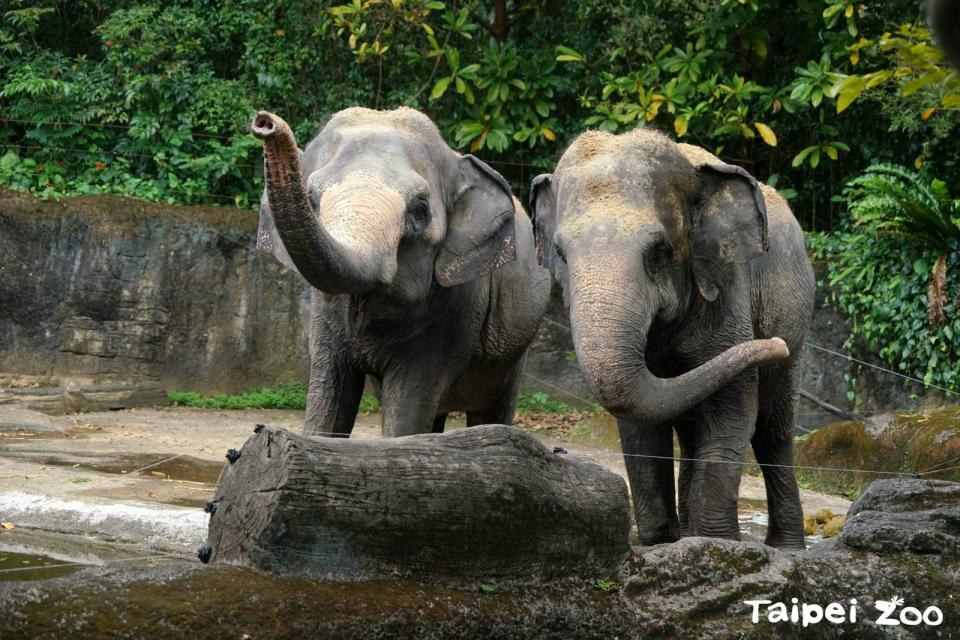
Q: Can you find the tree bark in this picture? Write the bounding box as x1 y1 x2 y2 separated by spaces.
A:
206 424 631 581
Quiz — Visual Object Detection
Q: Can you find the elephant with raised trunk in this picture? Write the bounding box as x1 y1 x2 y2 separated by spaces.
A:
252 107 551 437
530 129 814 549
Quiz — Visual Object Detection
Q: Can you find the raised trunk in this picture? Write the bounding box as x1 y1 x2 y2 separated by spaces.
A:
251 111 400 295
570 289 789 427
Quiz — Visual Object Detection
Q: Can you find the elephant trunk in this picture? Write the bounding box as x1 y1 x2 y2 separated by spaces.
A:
252 111 403 294
568 266 789 427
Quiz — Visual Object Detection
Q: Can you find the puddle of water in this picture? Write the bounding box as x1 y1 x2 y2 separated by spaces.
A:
738 511 826 547
0 425 71 441
162 495 212 508
0 551 83 582
29 453 224 484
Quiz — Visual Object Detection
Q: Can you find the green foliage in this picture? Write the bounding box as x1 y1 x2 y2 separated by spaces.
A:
0 1 957 231
515 391 569 414
808 195 960 391
831 24 960 115
593 579 615 591
844 163 960 251
357 393 382 414
168 382 381 413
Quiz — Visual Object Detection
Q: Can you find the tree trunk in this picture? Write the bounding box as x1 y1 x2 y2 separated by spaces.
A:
206 424 631 581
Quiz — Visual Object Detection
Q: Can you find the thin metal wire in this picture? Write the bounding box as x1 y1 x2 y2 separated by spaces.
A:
923 464 960 476
521 371 598 407
580 450 916 476
918 453 960 474
127 453 186 476
539 316 959 400
803 343 959 398
288 425 919 476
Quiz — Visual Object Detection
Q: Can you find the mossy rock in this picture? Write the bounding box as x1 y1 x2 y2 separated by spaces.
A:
795 407 960 499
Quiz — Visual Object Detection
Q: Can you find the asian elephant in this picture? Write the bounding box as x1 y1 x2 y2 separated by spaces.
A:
251 107 551 438
530 129 814 549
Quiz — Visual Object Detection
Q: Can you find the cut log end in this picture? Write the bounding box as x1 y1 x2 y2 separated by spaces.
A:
206 424 630 582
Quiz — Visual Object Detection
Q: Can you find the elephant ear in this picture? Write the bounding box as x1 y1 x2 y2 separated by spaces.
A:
530 173 571 304
434 155 517 287
256 148 302 271
529 174 559 271
690 162 769 303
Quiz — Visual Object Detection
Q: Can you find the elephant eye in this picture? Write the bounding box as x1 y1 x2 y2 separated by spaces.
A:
555 242 567 264
406 196 430 235
647 241 673 275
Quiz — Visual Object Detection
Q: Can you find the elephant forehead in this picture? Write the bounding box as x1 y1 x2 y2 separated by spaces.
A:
331 106 443 141
309 166 428 200
557 202 662 240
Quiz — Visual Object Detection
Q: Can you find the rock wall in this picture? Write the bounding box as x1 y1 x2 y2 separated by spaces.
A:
0 189 949 419
0 190 310 393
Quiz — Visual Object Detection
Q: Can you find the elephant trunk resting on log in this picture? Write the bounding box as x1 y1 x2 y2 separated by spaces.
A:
205 424 631 581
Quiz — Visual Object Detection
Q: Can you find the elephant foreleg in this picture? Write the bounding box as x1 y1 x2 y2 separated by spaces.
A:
304 305 365 437
619 418 679 545
380 360 445 438
304 350 365 438
685 373 758 541
753 361 806 549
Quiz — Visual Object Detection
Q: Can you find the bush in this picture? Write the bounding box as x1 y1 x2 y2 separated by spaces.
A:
1 1 957 229
516 392 569 414
807 228 960 391
168 381 381 413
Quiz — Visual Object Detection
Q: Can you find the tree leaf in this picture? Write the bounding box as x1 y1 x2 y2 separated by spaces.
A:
430 76 451 101
754 122 777 146
927 253 948 326
674 115 688 137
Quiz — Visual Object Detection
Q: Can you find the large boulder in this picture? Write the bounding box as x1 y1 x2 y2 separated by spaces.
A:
838 479 960 555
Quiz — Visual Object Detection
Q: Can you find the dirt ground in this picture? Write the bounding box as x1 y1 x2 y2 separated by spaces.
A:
0 405 851 532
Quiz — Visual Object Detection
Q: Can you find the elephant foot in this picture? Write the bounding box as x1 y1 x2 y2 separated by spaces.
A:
637 527 680 547
764 533 806 550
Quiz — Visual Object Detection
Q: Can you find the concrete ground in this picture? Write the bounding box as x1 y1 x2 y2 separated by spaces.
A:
0 404 850 557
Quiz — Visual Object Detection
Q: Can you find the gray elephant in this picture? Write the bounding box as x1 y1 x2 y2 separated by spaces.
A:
530 129 814 549
251 107 551 437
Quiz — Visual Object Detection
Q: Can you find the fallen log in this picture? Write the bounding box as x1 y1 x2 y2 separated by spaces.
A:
0 381 169 415
206 424 630 581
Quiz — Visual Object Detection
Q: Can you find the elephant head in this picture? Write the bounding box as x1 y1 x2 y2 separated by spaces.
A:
251 107 516 298
530 129 789 427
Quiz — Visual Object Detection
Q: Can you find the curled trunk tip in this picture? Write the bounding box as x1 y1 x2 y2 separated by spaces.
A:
251 111 283 141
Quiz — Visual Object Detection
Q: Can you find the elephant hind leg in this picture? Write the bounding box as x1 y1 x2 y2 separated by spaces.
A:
619 418 679 546
466 356 524 427
753 362 806 549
